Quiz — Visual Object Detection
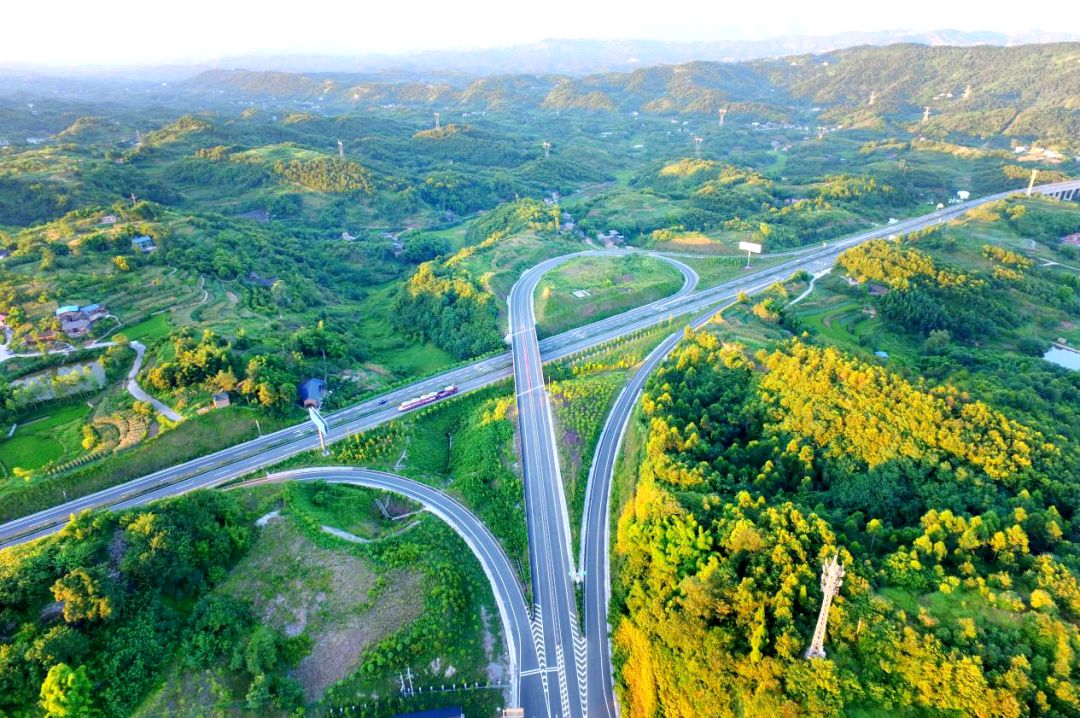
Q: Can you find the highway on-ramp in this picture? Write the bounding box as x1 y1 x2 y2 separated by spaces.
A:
506 252 635 718
3 183 1077 556
232 467 547 716
3 182 1080 718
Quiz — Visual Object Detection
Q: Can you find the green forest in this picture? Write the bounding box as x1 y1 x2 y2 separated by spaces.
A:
612 197 1080 717
614 331 1079 717
0 38 1078 718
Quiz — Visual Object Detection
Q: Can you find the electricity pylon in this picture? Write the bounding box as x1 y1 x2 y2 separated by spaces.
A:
806 554 844 659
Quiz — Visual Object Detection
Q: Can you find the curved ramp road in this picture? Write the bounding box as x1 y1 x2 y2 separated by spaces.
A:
233 467 546 716
2 179 1078 553
578 295 737 717
507 252 627 718
0 251 697 547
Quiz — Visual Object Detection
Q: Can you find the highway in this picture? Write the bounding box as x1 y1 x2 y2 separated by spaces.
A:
3 180 1080 715
231 467 546 716
3 182 1077 550
0 251 698 547
578 295 731 718
575 178 1080 715
507 252 626 718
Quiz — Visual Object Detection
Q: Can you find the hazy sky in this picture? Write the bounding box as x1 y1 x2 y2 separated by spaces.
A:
3 0 1079 66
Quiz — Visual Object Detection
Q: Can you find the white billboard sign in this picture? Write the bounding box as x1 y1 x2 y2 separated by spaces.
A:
308 406 329 436
738 241 763 254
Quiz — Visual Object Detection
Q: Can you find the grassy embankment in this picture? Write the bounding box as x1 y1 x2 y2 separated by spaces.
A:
533 253 684 338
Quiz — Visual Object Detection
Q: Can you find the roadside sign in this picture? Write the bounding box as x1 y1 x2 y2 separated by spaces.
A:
308 406 329 435
738 240 762 267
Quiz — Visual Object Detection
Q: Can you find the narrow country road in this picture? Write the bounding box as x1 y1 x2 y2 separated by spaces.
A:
126 341 182 421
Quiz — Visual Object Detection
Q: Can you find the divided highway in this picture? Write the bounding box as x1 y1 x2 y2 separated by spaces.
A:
4 182 1077 550
507 253 628 718
3 180 1080 716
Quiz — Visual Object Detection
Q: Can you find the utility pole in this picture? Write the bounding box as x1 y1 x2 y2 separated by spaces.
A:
1027 168 1039 196
806 554 844 659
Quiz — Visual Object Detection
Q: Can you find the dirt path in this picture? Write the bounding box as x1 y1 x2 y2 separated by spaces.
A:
787 269 830 307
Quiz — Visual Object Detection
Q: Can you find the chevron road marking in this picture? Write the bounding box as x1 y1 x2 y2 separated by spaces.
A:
572 622 589 716
530 604 551 704
555 643 572 718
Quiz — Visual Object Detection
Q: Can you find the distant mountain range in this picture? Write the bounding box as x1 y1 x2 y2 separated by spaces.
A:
217 31 1080 77
2 30 1079 81
175 42 1080 151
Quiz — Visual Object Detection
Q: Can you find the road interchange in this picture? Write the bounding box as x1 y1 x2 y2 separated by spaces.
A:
3 181 1080 715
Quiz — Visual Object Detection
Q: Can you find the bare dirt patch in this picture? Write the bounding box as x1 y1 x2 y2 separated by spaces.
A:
293 571 424 700
221 519 426 700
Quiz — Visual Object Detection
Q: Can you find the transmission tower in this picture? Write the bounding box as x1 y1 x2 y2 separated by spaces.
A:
434 112 441 131
542 140 551 159
806 554 844 659
922 106 931 123
135 129 142 146
693 136 703 157
337 139 344 159
1027 168 1039 197
718 107 728 127
868 90 877 107
963 83 973 100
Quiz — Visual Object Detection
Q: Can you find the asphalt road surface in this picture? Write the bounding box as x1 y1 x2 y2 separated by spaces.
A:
3 180 1080 717
3 183 1077 555
232 467 545 715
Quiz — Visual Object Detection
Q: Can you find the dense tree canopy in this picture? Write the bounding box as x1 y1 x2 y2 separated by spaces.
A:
614 332 1080 717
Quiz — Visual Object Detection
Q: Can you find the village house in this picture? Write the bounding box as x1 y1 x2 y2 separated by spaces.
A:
597 229 626 246
247 272 276 288
297 377 327 408
55 303 107 338
99 215 119 225
35 329 58 344
211 392 231 409
131 235 155 253
1061 233 1080 247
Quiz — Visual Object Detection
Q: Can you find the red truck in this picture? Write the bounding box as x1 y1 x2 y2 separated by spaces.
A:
397 384 458 412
